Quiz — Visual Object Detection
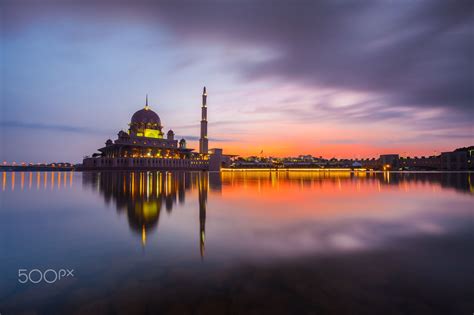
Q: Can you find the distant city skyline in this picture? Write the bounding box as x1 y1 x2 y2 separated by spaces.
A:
1 1 473 163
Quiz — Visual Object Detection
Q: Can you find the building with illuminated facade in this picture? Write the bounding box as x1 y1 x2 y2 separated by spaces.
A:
82 87 226 171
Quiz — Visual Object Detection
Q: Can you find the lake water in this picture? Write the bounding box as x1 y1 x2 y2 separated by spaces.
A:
0 171 473 314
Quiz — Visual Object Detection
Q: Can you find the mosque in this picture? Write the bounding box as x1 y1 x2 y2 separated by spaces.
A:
82 87 227 171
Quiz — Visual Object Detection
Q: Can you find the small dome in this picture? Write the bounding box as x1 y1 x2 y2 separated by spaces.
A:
131 107 161 126
118 130 130 138
179 138 186 148
167 129 174 134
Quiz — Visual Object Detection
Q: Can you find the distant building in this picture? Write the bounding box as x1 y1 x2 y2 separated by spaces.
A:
400 156 441 170
441 147 473 170
379 154 400 170
358 147 473 171
225 146 472 171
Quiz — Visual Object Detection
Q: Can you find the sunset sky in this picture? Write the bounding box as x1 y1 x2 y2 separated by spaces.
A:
1 0 473 163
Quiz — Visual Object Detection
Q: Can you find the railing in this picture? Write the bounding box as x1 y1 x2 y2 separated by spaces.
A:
81 157 209 170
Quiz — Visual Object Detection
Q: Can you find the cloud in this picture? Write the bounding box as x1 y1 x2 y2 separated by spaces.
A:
3 1 472 121
175 135 233 142
0 121 233 142
319 139 359 145
1 0 472 160
150 0 474 121
0 120 113 134
175 118 274 130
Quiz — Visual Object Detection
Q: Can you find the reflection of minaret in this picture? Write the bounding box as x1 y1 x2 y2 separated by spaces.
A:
198 173 208 259
199 86 208 154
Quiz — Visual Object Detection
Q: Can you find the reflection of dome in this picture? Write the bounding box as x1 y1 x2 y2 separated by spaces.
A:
126 199 161 232
131 107 161 127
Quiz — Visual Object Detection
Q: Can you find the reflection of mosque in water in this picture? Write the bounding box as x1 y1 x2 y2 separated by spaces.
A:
82 171 222 257
2 170 472 258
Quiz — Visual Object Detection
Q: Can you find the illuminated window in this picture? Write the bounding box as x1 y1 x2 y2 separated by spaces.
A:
144 129 161 138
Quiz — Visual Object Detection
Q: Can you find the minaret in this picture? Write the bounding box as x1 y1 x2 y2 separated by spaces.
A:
199 87 208 154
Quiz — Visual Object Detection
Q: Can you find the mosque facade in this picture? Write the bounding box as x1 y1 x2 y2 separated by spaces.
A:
82 87 226 171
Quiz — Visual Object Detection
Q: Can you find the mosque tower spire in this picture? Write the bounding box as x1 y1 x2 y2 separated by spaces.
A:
199 86 208 154
145 94 149 110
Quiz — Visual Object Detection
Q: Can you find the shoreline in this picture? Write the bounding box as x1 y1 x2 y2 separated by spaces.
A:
0 166 472 173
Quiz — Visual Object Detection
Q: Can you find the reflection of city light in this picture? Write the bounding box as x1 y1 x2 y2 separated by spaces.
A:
222 168 369 172
139 173 143 196
166 172 172 195
146 172 150 198
158 172 162 195
131 173 135 197
123 174 127 193
469 174 473 194
142 225 146 246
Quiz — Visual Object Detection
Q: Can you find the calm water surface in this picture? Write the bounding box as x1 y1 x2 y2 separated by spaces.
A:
0 171 473 314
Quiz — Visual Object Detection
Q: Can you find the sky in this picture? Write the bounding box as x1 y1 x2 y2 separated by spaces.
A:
1 0 473 163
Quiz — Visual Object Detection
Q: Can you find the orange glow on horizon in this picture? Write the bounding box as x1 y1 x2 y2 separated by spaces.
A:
187 139 459 159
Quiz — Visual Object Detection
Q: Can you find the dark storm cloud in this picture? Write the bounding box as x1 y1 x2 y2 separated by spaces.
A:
3 0 473 120
150 0 473 116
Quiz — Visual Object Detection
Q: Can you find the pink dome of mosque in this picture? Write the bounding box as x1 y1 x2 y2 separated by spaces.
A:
130 95 162 128
131 108 161 125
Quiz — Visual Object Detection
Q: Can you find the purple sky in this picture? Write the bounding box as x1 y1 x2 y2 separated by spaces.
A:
1 0 473 162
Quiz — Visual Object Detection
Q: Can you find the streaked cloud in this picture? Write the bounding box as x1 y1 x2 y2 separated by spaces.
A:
0 120 113 134
1 0 472 161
